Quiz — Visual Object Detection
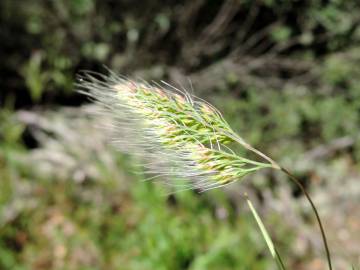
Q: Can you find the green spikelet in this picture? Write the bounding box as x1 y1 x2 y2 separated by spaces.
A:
78 72 279 190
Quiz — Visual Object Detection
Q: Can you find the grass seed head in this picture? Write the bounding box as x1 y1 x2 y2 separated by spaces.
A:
78 72 274 191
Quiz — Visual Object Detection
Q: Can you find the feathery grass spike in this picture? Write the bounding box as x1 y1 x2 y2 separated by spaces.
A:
79 71 332 270
78 72 278 191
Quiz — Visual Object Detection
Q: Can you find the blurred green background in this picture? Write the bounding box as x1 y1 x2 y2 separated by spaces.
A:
0 0 359 269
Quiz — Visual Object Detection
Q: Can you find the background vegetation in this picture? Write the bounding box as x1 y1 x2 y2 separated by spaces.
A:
1 0 359 269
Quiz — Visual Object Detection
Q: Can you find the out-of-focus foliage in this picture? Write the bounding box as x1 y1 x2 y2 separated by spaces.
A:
1 0 360 104
1 0 359 269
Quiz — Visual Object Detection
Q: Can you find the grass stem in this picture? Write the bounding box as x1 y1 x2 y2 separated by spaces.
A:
280 167 333 270
246 195 287 270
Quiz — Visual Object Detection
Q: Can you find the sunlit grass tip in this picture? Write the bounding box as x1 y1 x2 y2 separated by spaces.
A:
77 71 279 191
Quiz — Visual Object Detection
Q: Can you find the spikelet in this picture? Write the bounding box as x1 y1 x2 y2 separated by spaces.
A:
78 71 279 191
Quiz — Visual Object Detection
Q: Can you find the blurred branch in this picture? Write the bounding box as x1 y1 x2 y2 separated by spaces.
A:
303 135 357 161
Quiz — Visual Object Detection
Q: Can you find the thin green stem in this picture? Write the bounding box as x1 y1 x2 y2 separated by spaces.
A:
280 167 333 270
246 195 287 270
275 248 286 270
240 141 332 269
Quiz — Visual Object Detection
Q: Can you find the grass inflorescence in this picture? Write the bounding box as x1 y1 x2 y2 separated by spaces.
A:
78 71 333 270
78 72 275 191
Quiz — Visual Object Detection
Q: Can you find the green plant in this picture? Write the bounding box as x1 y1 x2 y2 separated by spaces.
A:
79 71 333 270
